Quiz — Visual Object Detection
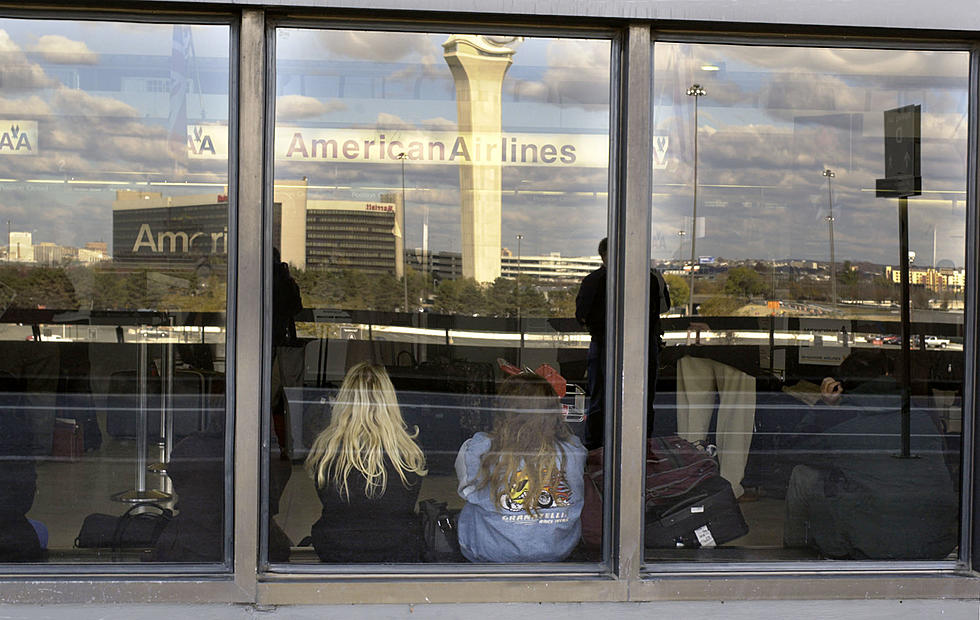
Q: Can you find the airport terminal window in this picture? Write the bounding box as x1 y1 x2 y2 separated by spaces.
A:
647 42 968 563
0 18 231 566
269 28 611 565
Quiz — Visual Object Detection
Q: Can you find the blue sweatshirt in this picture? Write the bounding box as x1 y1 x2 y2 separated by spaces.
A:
455 432 586 563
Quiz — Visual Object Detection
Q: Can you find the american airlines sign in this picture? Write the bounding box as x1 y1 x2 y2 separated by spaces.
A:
187 124 670 169
0 121 37 156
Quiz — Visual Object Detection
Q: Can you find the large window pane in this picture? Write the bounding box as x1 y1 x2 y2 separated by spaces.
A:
0 19 230 565
647 43 967 563
270 29 611 565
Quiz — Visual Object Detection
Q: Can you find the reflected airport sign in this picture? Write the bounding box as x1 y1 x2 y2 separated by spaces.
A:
0 121 37 156
187 124 670 169
876 104 921 198
654 135 669 169
188 124 219 157
308 200 397 213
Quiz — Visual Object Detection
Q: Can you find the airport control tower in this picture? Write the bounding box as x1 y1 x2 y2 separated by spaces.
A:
443 35 516 283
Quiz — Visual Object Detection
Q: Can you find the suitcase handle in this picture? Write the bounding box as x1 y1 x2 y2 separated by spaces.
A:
656 492 710 523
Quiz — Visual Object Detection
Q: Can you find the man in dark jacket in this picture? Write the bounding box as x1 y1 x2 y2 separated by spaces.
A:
575 238 669 449
271 246 304 458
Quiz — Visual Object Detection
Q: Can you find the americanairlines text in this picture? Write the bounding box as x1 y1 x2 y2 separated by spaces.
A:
186 125 669 169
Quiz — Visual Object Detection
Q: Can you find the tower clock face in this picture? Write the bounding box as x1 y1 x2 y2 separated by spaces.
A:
483 35 520 46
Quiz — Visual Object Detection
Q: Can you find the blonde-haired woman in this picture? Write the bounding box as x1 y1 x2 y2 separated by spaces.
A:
455 372 586 562
305 362 427 563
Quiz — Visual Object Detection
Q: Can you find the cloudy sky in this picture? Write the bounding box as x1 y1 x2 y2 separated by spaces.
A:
0 19 230 253
0 19 969 268
652 43 969 268
274 30 612 259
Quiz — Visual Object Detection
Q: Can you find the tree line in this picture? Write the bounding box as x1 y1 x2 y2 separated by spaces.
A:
0 260 940 319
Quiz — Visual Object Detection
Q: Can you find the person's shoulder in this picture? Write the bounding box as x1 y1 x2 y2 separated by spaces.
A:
462 432 492 454
562 435 587 457
580 266 606 286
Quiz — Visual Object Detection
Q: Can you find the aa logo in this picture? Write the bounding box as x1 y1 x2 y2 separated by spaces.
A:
653 135 669 169
0 121 36 155
188 125 216 156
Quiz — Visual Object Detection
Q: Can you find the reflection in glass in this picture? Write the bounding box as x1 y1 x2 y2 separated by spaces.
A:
648 43 967 562
0 19 230 564
271 29 610 564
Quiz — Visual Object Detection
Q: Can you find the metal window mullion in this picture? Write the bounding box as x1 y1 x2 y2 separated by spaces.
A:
610 23 652 586
233 6 265 601
964 42 980 571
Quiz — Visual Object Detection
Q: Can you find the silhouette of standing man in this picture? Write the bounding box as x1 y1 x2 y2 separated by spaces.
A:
575 238 669 449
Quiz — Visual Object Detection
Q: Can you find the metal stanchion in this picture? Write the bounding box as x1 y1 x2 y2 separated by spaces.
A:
113 331 171 502
149 315 176 477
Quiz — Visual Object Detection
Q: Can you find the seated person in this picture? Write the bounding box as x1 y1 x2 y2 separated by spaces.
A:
152 431 225 562
0 384 42 562
788 349 901 441
305 362 427 563
816 349 898 407
455 372 586 563
783 350 957 560
153 428 292 563
675 354 756 500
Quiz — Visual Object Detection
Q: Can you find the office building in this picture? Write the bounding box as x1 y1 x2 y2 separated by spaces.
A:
305 199 399 272
8 231 33 262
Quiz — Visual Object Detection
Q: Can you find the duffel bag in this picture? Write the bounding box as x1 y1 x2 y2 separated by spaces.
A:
75 503 173 550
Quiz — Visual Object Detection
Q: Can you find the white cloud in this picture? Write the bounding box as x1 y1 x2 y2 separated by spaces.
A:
0 29 54 90
52 87 139 118
373 112 417 132
0 95 50 116
421 117 456 131
316 30 431 62
276 95 346 120
507 39 611 108
32 35 98 65
716 45 968 80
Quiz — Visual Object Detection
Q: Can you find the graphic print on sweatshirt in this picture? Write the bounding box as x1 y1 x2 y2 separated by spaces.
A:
498 468 572 513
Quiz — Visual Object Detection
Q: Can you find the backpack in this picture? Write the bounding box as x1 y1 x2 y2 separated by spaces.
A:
418 498 463 562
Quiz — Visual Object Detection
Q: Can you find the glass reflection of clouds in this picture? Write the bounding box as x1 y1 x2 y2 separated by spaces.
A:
0 18 230 254
652 43 968 269
274 30 611 259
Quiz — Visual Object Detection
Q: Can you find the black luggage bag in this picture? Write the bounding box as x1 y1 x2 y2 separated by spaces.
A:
645 476 748 548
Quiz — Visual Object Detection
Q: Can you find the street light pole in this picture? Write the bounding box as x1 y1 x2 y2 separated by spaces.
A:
515 233 524 323
398 152 409 312
686 83 706 316
516 233 524 365
823 168 837 311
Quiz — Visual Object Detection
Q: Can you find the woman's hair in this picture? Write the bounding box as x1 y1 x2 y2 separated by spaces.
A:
476 372 571 516
305 362 426 500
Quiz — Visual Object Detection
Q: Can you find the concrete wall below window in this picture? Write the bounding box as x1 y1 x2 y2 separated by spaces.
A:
2 600 979 619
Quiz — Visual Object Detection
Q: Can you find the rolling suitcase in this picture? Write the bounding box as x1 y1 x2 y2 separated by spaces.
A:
644 475 748 548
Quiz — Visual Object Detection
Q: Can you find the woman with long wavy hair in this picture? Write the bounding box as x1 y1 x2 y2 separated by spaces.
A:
305 362 427 563
455 372 586 562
